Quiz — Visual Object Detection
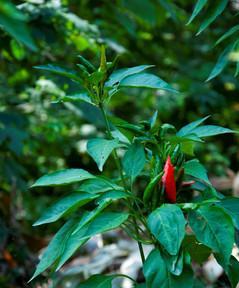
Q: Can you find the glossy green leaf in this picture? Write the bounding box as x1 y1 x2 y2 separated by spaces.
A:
56 211 129 270
196 0 228 35
187 0 207 25
143 249 194 288
105 65 154 87
119 73 177 92
216 198 239 229
31 169 95 187
34 64 80 81
87 138 120 171
189 205 234 267
78 274 115 288
96 190 129 203
78 177 123 193
30 219 77 281
122 142 146 182
192 125 234 137
184 159 210 185
148 204 186 255
33 192 99 226
177 116 210 137
207 41 237 81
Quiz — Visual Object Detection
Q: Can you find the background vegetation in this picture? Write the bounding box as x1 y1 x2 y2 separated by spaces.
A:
1 0 239 287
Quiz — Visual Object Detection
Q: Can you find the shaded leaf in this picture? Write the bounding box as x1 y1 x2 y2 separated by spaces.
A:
77 177 123 193
216 197 239 229
184 159 210 185
187 0 207 25
78 274 115 288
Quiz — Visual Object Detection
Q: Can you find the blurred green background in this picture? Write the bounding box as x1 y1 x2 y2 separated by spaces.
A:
0 0 239 287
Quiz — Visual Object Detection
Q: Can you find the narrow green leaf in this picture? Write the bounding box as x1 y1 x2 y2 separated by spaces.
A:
87 138 120 171
78 274 115 288
216 25 239 45
96 190 129 203
122 142 146 182
56 211 129 270
31 169 95 187
196 0 228 35
30 219 77 281
61 93 93 105
33 192 99 226
177 116 210 137
184 159 210 185
77 177 123 193
105 65 154 87
192 125 234 137
148 204 186 255
34 64 80 81
207 41 237 81
187 0 208 25
189 205 234 267
119 73 177 92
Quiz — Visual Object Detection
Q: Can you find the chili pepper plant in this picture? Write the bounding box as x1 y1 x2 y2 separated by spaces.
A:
30 48 239 287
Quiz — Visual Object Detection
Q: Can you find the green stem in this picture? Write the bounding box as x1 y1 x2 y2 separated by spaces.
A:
99 102 146 264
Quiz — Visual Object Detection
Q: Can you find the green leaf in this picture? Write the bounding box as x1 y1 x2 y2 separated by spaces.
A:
148 204 186 255
191 125 234 137
177 116 210 137
61 93 93 105
33 192 99 226
56 211 129 270
30 219 77 281
122 142 146 182
216 25 239 45
189 205 234 267
196 0 228 35
227 256 239 288
96 190 129 203
31 169 95 187
216 198 239 229
164 250 184 276
187 0 207 25
78 177 123 193
105 65 154 87
119 73 177 92
78 274 115 288
0 1 37 51
143 249 194 288
87 138 120 171
183 235 211 264
207 41 237 81
184 159 210 185
34 64 80 81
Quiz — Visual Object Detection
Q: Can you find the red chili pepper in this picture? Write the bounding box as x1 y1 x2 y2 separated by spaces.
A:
162 156 176 203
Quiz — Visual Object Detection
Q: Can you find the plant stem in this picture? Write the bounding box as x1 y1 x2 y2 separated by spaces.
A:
99 102 146 264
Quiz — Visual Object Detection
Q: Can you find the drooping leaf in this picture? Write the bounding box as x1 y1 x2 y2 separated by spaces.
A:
177 116 210 137
122 142 146 182
196 0 228 35
143 249 194 288
105 65 154 87
34 64 80 81
30 219 77 281
189 205 234 267
184 159 211 185
119 72 177 92
148 204 186 255
78 274 115 288
216 198 239 229
87 138 120 171
187 0 208 25
207 41 238 81
33 192 99 226
31 169 95 187
56 211 129 270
